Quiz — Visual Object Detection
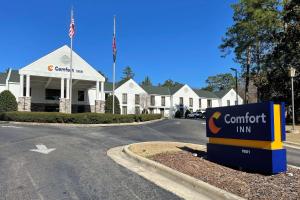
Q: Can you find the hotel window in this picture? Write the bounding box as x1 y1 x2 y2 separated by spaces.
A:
122 106 127 115
135 94 140 105
235 100 238 105
179 97 183 105
199 99 202 109
227 100 230 106
189 98 193 107
207 99 212 108
122 93 127 104
45 89 60 100
135 106 140 114
150 95 155 106
161 96 165 106
78 91 85 101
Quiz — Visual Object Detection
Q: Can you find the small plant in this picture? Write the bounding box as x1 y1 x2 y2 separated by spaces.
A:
0 90 17 112
185 109 191 118
175 110 181 118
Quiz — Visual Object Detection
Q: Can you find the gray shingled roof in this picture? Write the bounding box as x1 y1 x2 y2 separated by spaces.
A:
104 79 130 91
193 89 218 99
141 85 170 95
214 88 232 98
0 72 7 84
169 84 184 95
9 70 19 82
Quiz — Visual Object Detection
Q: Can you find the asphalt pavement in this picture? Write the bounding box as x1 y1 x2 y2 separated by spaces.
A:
0 119 299 200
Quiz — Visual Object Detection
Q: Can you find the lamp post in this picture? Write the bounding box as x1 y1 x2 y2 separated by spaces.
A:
230 68 238 105
289 67 299 133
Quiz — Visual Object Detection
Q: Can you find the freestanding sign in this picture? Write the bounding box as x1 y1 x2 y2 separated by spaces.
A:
206 102 287 174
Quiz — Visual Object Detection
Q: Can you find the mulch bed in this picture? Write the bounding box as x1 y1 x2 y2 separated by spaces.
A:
150 151 300 200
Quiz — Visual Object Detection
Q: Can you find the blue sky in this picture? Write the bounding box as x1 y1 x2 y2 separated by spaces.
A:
0 0 239 88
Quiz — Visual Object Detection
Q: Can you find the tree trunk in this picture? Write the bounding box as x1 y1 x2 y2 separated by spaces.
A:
256 42 260 103
245 47 251 104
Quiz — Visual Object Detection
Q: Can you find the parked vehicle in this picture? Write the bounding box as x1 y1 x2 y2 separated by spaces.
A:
187 111 203 119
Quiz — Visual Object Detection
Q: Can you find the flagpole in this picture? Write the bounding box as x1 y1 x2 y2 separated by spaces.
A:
69 8 73 114
112 16 116 114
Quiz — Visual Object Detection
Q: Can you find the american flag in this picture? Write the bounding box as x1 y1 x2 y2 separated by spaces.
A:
69 10 75 38
112 16 117 62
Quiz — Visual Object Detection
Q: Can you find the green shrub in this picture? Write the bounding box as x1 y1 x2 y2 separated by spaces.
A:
175 110 181 118
105 95 121 114
0 90 17 112
0 112 162 124
185 109 191 118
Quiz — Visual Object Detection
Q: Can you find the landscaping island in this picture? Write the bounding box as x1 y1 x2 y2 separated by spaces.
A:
0 112 162 124
129 142 300 200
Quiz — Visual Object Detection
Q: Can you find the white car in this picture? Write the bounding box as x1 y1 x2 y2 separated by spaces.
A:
187 111 202 119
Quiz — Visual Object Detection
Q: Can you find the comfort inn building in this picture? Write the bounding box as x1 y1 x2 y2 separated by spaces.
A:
7 45 105 113
0 45 243 116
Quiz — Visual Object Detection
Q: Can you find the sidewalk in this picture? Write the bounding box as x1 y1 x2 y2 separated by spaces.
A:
285 125 300 147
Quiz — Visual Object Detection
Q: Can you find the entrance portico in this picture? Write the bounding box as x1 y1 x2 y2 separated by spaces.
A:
18 45 105 113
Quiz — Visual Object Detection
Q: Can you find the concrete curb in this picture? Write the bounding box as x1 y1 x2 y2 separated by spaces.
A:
123 143 245 200
284 141 300 150
0 118 164 127
288 164 300 170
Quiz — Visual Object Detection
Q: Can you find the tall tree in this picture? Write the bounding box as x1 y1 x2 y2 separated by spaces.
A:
220 0 282 103
261 0 300 114
160 79 182 87
141 76 152 86
122 66 135 80
203 73 236 92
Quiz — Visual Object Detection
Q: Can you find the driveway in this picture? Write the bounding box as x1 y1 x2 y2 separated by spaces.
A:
0 119 298 199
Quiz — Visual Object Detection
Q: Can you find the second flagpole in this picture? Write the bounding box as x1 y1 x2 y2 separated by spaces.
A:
112 16 116 114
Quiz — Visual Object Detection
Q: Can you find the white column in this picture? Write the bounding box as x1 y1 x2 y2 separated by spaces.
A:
66 79 70 99
61 78 65 98
19 75 24 97
100 81 104 100
26 75 30 97
96 81 100 100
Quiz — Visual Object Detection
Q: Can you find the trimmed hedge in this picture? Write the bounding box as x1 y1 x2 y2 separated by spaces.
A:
0 90 17 112
0 112 162 124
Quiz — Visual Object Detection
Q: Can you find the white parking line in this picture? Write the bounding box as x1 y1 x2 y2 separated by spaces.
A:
201 122 206 125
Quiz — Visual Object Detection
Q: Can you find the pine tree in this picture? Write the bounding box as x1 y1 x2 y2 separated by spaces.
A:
122 66 134 81
141 76 152 86
104 95 121 114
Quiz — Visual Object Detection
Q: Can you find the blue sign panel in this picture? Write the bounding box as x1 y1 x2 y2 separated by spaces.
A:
207 143 287 174
206 102 274 141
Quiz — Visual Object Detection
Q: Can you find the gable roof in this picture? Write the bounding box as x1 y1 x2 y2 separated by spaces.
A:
20 45 105 81
214 88 233 98
169 84 184 95
8 70 19 82
141 85 170 95
193 89 218 99
0 72 7 84
104 79 134 91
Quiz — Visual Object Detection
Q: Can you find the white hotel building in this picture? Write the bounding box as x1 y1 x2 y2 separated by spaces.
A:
0 46 243 116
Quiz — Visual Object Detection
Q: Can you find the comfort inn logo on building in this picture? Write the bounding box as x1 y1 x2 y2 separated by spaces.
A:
47 64 83 73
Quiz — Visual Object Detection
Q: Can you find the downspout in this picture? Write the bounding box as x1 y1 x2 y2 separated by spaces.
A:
6 68 12 90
